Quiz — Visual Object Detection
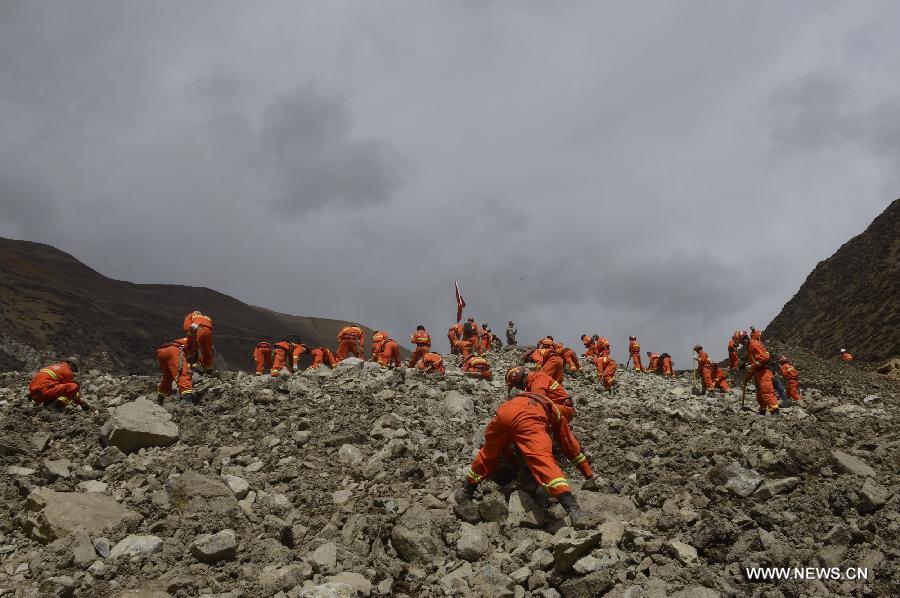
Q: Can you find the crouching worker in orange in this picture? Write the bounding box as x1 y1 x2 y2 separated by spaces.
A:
418 352 445 374
371 331 387 361
253 341 274 375
840 349 853 362
453 389 595 526
660 353 674 377
560 346 582 374
507 365 574 422
647 352 660 373
408 326 432 368
628 336 643 371
270 340 293 376
711 363 730 392
741 333 779 414
693 345 714 392
463 355 493 380
336 325 364 361
779 356 801 402
592 355 618 394
155 340 194 403
309 346 336 369
292 342 309 370
377 338 402 368
183 311 215 372
29 358 90 410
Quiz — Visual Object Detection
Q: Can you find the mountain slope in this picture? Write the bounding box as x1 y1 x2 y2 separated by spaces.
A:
0 237 383 373
765 199 900 361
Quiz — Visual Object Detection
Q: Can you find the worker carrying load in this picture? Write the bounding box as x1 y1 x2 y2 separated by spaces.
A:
155 339 194 403
253 341 274 375
741 332 779 415
408 326 432 368
463 354 493 380
336 325 364 361
418 352 445 375
29 358 90 411
377 337 402 368
271 339 293 376
592 355 618 393
453 387 595 526
371 331 387 361
628 336 643 371
183 311 215 372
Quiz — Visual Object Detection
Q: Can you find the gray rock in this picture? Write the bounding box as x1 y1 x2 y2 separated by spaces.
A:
257 562 313 592
665 539 699 565
76 480 109 494
190 529 237 563
857 478 892 513
337 444 364 465
670 587 721 598
296 582 355 597
553 530 602 572
479 490 509 522
309 541 337 572
708 463 764 497
7 465 36 476
831 450 876 477
443 390 474 417
815 545 847 568
38 576 76 598
253 389 276 404
333 489 352 505
167 471 239 515
95 445 126 468
42 458 73 480
752 477 800 500
19 488 141 544
93 537 111 558
222 474 250 499
598 520 625 548
71 530 97 568
557 570 612 598
457 522 489 561
325 572 372 597
109 534 163 559
101 398 179 454
470 563 515 597
507 490 545 528
578 493 639 521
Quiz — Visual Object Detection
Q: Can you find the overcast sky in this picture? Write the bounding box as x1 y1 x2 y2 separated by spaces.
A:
1 1 897 367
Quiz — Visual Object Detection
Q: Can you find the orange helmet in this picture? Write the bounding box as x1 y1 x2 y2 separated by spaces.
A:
505 366 528 389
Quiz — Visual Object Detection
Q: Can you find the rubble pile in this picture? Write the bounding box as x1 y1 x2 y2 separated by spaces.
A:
0 346 897 597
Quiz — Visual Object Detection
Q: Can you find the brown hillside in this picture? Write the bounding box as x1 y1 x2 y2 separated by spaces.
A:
0 237 386 373
765 199 900 361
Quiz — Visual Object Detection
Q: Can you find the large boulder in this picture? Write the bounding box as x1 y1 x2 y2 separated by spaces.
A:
390 504 446 563
101 398 179 453
19 488 141 544
831 451 876 477
708 463 764 497
109 535 163 559
167 471 239 515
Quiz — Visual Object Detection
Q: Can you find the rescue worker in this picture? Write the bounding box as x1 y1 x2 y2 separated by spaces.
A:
308 346 336 369
741 333 779 414
660 353 674 377
581 335 597 357
448 324 463 355
779 356 802 403
507 365 575 422
292 342 309 369
628 336 643 371
408 326 432 368
646 352 660 373
253 341 274 375
506 321 518 346
29 358 89 410
693 345 714 392
458 318 478 360
418 352 445 374
183 311 215 372
710 362 730 392
378 337 402 368
371 331 387 361
336 324 364 361
592 355 618 393
480 324 493 354
155 338 194 403
538 336 554 350
840 349 854 361
463 354 493 380
453 384 594 526
595 337 610 358
271 339 293 376
560 345 582 373
750 326 761 341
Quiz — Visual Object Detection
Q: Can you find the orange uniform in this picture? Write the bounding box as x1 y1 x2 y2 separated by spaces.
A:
29 362 83 406
292 343 308 369
253 341 274 375
336 326 364 361
418 352 445 374
183 311 214 370
480 327 493 353
309 347 336 369
271 341 293 376
647 353 660 372
466 392 593 497
628 339 643 371
695 349 713 390
593 355 617 390
581 335 598 358
660 354 674 377
561 347 581 372
711 363 730 391
727 339 740 370
371 331 387 361
780 361 801 401
448 324 463 354
595 337 610 358
463 355 493 380
747 339 778 412
527 370 573 421
528 347 548 368
840 352 853 362
155 340 193 398
378 339 401 368
540 352 564 381
408 328 432 368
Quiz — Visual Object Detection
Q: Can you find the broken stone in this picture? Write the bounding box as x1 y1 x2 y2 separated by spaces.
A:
167 471 239 516
38 576 76 598
442 390 474 416
708 462 764 497
457 522 489 561
190 529 237 563
752 477 800 500
108 535 163 559
553 530 602 572
101 398 179 454
94 445 126 469
831 450 876 477
857 478 892 513
76 480 109 494
309 541 337 572
665 539 699 565
326 572 373 596
222 474 250 499
42 458 73 480
19 488 141 544
478 490 509 523
507 490 545 528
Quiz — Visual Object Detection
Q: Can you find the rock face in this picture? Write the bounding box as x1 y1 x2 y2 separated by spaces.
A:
766 198 900 361
101 398 179 453
19 489 141 544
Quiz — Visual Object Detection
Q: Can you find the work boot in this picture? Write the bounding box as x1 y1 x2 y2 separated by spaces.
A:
558 492 586 527
453 480 477 504
156 393 166 405
779 399 795 409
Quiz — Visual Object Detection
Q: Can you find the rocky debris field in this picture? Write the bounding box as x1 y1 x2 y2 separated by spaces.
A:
0 345 898 598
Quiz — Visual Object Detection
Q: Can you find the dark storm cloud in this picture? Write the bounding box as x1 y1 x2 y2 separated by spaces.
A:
0 1 897 368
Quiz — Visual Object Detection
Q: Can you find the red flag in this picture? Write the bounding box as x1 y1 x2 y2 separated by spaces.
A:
455 281 466 323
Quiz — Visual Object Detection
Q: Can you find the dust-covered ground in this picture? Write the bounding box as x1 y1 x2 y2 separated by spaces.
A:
0 343 897 597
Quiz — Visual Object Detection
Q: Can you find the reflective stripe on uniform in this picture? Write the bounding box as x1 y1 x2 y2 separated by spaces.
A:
549 381 560 390
570 453 586 464
466 468 482 483
544 477 568 490
41 368 60 381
